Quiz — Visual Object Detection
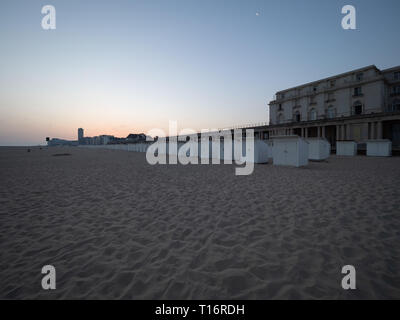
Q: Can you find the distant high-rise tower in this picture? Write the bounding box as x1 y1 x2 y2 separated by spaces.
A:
78 128 84 144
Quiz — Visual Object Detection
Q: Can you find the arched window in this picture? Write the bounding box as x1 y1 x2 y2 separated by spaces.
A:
309 108 317 121
327 106 336 119
393 99 400 111
294 111 301 122
353 101 363 115
277 113 284 124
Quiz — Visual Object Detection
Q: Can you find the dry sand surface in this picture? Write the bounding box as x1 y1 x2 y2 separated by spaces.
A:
0 146 399 299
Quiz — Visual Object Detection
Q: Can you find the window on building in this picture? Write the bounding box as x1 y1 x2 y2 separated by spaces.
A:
328 92 334 101
356 73 364 81
392 86 400 95
294 111 301 122
392 99 400 111
353 101 363 115
313 86 317 92
330 80 336 87
394 72 400 80
354 87 362 96
278 104 283 111
309 109 317 121
277 114 284 124
327 106 336 119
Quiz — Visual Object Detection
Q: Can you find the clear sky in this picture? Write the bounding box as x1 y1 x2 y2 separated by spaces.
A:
0 0 399 145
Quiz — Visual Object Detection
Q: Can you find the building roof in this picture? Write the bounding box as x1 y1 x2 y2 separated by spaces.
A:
274 65 379 95
381 65 400 73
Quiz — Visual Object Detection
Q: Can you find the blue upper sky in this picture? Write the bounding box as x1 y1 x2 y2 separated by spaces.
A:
0 0 399 145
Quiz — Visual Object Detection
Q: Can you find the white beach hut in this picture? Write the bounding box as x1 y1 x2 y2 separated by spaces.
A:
150 139 167 155
336 141 357 156
178 140 198 158
272 136 308 167
163 140 180 156
217 139 234 162
216 139 225 161
209 137 222 161
267 140 273 160
366 139 392 157
306 138 331 161
255 140 270 163
177 142 185 156
198 138 212 160
239 140 269 163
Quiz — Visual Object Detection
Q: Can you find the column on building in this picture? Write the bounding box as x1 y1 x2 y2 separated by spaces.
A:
345 124 351 140
363 122 369 140
368 122 372 139
377 121 382 139
371 122 376 139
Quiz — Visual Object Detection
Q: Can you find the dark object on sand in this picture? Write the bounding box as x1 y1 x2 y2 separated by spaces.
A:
52 153 71 157
27 149 31 152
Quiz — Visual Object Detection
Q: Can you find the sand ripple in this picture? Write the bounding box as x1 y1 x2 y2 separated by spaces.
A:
0 147 400 299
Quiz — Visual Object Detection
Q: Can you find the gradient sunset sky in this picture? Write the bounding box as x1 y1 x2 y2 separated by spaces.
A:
1 0 399 145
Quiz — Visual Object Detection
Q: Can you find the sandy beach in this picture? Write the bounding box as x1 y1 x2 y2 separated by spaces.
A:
0 146 399 299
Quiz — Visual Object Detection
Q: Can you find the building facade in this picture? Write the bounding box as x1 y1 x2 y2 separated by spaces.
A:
78 128 84 144
263 65 400 148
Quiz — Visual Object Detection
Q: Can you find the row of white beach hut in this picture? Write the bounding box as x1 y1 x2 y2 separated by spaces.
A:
81 143 150 152
336 140 392 157
80 137 392 168
271 136 392 167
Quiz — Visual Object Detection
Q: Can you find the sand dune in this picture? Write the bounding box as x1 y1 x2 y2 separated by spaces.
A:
0 146 399 299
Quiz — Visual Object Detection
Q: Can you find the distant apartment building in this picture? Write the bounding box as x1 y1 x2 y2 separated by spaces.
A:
47 138 78 146
264 65 400 147
76 129 147 145
126 133 147 143
78 128 84 144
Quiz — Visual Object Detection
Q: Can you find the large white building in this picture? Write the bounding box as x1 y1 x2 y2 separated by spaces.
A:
263 65 400 148
116 64 400 152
